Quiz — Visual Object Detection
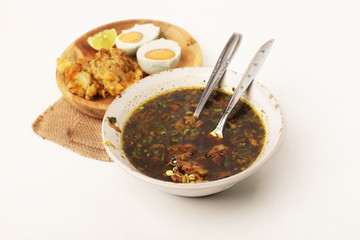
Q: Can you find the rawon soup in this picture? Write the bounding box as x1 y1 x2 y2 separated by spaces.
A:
122 88 266 183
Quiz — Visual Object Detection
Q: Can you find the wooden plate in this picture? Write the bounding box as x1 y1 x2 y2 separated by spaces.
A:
57 19 203 119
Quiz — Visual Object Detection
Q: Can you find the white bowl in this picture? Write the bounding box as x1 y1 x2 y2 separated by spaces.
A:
102 67 284 197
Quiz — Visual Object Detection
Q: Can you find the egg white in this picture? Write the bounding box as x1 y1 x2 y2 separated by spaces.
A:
115 24 160 55
136 38 181 74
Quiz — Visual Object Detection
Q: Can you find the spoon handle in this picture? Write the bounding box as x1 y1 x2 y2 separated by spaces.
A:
211 39 275 138
193 32 242 118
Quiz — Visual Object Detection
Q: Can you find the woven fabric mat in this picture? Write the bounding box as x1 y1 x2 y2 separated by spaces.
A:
32 98 111 162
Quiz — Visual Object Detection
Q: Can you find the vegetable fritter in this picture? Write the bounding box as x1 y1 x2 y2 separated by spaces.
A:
57 48 144 99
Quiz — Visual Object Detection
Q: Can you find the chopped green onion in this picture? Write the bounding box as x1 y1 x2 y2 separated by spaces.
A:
224 158 231 167
183 129 190 135
190 129 200 138
213 108 224 112
107 117 117 124
132 151 139 159
159 102 166 108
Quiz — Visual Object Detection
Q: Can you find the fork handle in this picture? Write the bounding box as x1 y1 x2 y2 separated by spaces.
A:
193 32 242 118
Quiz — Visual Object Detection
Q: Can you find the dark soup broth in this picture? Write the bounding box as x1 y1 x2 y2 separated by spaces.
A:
122 88 266 183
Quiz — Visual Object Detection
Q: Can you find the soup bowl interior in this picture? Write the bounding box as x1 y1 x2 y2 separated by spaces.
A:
102 67 283 197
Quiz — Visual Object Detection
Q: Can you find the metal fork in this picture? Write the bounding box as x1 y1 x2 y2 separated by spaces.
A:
193 32 242 118
210 39 275 138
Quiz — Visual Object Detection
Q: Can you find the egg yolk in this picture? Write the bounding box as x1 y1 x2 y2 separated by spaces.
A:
145 49 176 60
118 32 143 43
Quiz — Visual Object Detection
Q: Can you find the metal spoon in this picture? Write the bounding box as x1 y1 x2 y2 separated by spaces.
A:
193 32 242 118
210 39 275 138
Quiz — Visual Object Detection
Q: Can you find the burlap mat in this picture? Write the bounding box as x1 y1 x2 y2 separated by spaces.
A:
32 98 111 162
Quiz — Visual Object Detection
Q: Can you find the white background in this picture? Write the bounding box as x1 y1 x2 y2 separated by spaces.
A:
1 0 360 239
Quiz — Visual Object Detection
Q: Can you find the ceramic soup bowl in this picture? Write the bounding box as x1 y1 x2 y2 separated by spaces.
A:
102 67 283 197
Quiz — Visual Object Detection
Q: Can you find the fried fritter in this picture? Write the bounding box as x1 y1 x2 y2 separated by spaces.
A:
89 48 144 97
57 48 144 99
57 58 101 99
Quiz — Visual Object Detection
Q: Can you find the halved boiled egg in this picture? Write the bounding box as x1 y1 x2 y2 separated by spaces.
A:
115 24 160 55
136 38 181 74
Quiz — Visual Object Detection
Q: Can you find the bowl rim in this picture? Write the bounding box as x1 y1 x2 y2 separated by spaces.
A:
102 66 284 190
